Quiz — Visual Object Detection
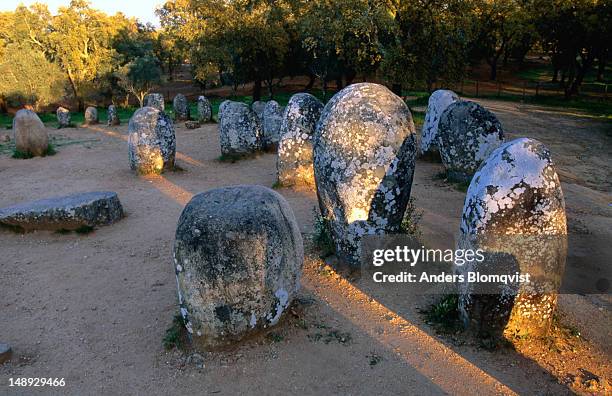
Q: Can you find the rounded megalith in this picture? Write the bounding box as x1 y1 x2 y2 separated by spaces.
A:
313 83 417 266
84 106 99 125
218 100 231 119
107 104 120 126
173 185 303 350
252 100 266 121
144 93 165 111
173 93 190 121
437 101 504 182
457 138 567 338
128 106 176 174
276 93 323 186
420 89 459 157
12 109 49 157
219 101 262 156
196 96 212 123
56 107 71 128
262 100 284 150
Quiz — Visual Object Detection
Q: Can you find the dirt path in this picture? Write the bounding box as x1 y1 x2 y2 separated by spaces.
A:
0 99 610 395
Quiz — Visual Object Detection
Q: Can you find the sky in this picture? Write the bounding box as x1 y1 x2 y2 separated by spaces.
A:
1 0 162 26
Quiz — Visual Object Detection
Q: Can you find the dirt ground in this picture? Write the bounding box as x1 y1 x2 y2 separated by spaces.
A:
0 98 610 395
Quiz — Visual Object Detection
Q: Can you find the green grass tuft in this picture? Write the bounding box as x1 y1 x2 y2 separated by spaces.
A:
163 313 186 350
311 209 335 258
422 294 463 334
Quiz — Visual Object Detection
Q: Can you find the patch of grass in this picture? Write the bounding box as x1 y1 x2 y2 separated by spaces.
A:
311 209 335 258
422 294 463 334
163 313 186 350
400 197 423 237
217 152 256 163
54 225 95 235
367 353 383 367
434 169 471 192
266 332 284 343
11 143 57 159
271 180 284 189
0 223 25 233
308 329 352 345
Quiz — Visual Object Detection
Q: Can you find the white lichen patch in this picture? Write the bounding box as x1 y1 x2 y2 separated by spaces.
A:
420 90 459 155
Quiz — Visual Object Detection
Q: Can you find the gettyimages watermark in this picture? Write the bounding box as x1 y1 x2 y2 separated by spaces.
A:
360 235 611 295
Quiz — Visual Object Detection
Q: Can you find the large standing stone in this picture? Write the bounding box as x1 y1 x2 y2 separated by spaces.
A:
84 106 98 125
219 101 262 156
128 106 176 174
420 89 459 157
437 101 504 182
173 93 190 121
56 107 71 128
218 100 231 119
107 104 120 126
276 93 323 186
252 101 266 121
457 138 567 339
12 109 49 157
173 185 303 350
262 100 284 150
145 93 165 111
313 83 417 266
196 96 212 123
0 191 124 232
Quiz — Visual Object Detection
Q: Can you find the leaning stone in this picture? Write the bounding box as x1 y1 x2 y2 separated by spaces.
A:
252 101 266 121
107 104 120 126
457 138 567 339
437 101 504 182
0 343 11 364
276 93 323 186
56 107 71 128
420 89 459 157
128 106 176 174
196 96 212 123
173 185 303 350
185 121 200 130
262 100 284 150
0 191 124 233
12 109 49 157
84 106 98 125
145 93 165 111
218 101 262 156
173 93 190 121
313 83 417 266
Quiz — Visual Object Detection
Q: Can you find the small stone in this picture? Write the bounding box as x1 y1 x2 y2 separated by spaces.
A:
0 191 124 232
107 104 120 126
84 106 99 125
145 93 165 112
218 101 262 156
12 109 49 157
128 106 176 174
261 100 284 150
185 120 200 129
196 96 212 123
420 89 459 156
56 107 71 128
0 343 12 364
173 94 190 121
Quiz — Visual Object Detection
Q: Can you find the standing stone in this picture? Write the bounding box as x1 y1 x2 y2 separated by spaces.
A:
219 101 262 156
12 109 49 157
196 96 212 123
276 93 323 186
218 100 231 119
173 93 190 121
252 101 266 121
107 104 120 126
84 106 98 125
313 83 417 266
128 106 176 174
0 343 11 364
262 100 284 150
437 101 504 182
56 107 71 128
145 93 165 111
420 89 459 157
457 138 567 339
173 185 303 350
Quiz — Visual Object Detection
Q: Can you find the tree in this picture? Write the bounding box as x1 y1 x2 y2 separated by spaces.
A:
115 55 162 107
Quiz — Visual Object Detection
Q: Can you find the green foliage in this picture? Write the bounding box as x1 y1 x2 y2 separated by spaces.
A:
311 209 335 258
163 313 186 350
422 294 463 333
115 55 162 107
12 143 56 159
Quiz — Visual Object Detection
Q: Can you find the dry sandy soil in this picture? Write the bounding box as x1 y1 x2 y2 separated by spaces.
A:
0 98 610 395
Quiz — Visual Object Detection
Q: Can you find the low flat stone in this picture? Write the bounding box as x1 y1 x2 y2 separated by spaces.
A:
0 191 124 232
0 343 12 364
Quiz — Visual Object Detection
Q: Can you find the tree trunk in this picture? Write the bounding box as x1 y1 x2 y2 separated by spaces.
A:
252 78 262 101
305 74 315 90
345 69 356 86
391 83 402 96
597 52 607 82
489 60 498 81
335 76 343 90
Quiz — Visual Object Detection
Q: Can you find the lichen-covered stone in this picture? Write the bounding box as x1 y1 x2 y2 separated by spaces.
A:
276 93 323 186
56 107 71 128
218 100 231 119
457 138 567 338
252 101 266 122
438 101 504 182
313 83 417 266
420 89 459 156
145 93 165 111
12 109 49 157
219 101 262 156
107 104 120 126
128 106 176 174
196 96 212 123
84 106 98 125
262 100 284 149
173 185 303 350
173 93 190 121
0 191 124 232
